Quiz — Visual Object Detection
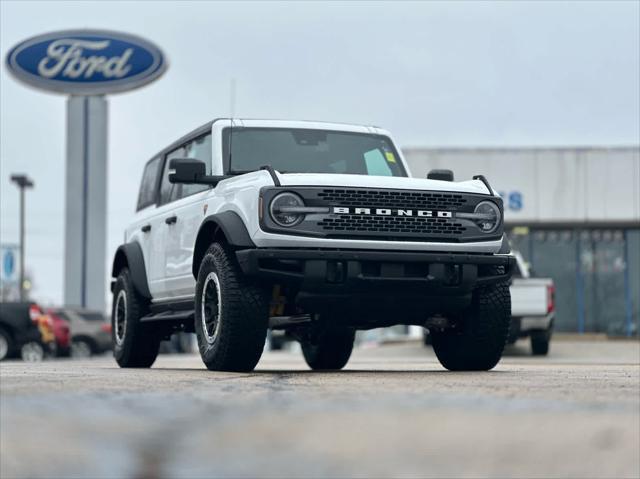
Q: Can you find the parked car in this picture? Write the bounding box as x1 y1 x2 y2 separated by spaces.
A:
48 308 112 358
509 251 555 355
47 309 72 357
0 302 56 361
110 119 514 372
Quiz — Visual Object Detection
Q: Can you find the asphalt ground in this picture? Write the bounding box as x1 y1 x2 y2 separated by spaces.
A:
1 337 639 479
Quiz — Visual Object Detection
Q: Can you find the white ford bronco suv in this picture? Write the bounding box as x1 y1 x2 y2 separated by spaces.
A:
111 119 514 372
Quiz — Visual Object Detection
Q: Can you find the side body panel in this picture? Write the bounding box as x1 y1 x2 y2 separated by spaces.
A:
163 190 211 299
125 206 165 298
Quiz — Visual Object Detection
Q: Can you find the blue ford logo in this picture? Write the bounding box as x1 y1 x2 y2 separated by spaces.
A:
6 29 167 95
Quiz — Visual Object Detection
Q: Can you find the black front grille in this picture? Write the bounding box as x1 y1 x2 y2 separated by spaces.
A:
318 215 466 236
317 189 468 210
260 186 502 243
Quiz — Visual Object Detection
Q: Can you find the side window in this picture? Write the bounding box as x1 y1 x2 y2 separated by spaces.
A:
137 156 161 211
181 134 213 198
159 147 185 205
364 149 393 177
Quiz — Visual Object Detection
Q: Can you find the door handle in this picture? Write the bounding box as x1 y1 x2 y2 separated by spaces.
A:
141 224 151 233
165 215 178 225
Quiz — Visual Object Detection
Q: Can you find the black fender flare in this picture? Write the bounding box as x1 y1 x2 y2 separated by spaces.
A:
111 242 151 299
192 211 255 277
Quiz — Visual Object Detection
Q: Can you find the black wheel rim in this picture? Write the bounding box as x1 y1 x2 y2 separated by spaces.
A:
201 272 221 344
114 290 127 346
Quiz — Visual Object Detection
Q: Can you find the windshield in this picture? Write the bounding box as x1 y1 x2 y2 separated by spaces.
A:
224 128 407 177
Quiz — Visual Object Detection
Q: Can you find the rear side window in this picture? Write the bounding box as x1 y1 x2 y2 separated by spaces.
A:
137 157 162 211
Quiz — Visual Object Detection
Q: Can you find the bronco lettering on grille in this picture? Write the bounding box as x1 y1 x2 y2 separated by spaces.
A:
332 207 453 218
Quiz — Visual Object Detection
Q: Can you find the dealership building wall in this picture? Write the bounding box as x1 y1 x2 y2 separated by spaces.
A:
403 146 640 336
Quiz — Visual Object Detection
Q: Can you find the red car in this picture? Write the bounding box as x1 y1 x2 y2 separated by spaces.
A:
46 309 71 357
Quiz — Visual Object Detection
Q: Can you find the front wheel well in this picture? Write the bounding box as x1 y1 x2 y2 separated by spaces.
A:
111 249 129 278
192 222 228 278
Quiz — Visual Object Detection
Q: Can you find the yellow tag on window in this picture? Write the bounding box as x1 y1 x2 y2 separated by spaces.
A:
385 152 396 163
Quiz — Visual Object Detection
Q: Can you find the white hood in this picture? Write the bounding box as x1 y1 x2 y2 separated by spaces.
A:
276 173 493 195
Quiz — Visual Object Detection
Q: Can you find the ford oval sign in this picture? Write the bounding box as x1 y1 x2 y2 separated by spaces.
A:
6 29 167 95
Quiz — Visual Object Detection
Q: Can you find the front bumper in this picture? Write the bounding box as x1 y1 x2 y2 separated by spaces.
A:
236 248 514 295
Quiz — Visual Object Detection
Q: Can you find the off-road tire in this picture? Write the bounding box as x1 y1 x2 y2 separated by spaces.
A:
431 279 511 371
195 243 269 372
301 328 355 370
531 329 551 356
112 268 160 368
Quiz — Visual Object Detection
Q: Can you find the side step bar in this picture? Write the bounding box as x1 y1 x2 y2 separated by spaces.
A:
140 306 311 330
140 310 194 323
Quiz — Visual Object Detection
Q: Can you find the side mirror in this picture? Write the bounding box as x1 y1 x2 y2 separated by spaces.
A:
168 158 221 185
427 169 454 181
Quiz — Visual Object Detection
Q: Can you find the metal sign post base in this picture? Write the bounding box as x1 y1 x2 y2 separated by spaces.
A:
64 96 107 312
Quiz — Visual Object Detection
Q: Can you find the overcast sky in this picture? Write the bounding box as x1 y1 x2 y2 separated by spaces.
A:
1 0 639 305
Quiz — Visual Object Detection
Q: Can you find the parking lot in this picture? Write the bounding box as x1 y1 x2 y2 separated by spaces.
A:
1 337 639 479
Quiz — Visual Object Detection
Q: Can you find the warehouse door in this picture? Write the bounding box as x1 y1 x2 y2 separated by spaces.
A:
581 230 627 335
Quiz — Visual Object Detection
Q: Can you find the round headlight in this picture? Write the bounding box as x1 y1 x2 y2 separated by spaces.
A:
473 201 501 233
270 192 305 227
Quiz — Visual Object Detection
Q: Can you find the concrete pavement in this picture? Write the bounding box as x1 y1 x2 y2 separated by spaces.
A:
1 338 639 478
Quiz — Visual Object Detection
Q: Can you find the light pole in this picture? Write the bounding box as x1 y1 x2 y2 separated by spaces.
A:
10 174 34 301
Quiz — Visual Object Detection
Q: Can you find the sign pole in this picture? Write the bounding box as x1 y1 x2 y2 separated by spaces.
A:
64 96 108 312
19 186 25 301
10 175 34 301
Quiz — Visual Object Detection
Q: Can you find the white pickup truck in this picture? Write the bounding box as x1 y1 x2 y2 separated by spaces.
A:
509 251 555 355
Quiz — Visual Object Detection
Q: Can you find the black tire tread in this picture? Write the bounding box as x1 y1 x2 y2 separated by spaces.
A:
432 274 511 371
196 243 269 372
112 268 160 368
531 330 551 355
302 328 355 371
